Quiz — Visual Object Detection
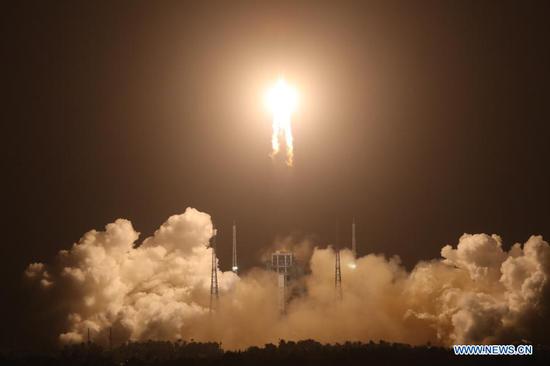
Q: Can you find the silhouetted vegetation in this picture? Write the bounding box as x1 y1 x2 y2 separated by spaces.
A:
1 340 549 365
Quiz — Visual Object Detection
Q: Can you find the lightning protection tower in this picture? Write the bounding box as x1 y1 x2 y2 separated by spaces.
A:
209 228 219 313
352 218 357 258
335 249 342 300
232 221 238 274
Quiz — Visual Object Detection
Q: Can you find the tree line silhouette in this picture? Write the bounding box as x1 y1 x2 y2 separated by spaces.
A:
2 339 549 366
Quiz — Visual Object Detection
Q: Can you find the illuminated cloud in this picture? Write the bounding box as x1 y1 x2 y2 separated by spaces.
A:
25 209 550 349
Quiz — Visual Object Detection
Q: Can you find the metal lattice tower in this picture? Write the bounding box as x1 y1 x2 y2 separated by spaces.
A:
335 249 342 300
352 218 357 257
232 221 238 274
209 228 219 313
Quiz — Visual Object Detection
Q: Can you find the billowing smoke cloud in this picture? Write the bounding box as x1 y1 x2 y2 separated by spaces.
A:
25 208 550 349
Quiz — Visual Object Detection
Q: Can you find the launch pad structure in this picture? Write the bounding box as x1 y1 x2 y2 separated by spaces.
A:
208 219 358 313
271 251 294 313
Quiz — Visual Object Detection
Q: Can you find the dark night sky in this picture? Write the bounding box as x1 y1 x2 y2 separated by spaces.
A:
2 0 550 348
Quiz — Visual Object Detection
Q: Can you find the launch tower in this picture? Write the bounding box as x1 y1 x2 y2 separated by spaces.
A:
271 251 294 313
335 249 342 299
209 228 219 312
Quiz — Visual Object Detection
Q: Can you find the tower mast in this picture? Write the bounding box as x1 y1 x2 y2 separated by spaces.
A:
232 221 238 274
352 218 357 257
335 222 342 299
209 228 219 313
335 248 342 300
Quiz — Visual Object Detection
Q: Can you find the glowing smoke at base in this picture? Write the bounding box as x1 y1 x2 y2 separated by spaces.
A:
265 78 298 166
25 208 550 349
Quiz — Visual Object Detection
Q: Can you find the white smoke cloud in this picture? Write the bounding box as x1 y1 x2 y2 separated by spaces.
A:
25 209 550 349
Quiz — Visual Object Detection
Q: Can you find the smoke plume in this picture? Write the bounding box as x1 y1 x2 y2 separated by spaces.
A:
25 208 550 349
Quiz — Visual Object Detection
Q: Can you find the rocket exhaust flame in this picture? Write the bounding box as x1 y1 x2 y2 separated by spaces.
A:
265 78 298 166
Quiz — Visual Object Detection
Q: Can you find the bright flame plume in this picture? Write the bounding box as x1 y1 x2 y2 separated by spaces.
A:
265 78 298 166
